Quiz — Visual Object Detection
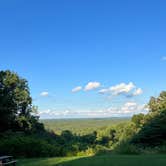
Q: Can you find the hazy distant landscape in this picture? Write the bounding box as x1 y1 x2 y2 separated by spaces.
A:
42 118 130 135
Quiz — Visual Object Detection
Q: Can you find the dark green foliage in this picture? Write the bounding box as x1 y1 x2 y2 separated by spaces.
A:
131 91 166 146
94 145 111 156
80 131 97 144
61 130 74 142
132 109 166 146
99 136 110 145
114 141 141 155
131 113 144 128
0 133 61 157
148 91 166 113
0 70 44 133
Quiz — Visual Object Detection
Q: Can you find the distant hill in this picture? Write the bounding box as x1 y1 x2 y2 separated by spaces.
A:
41 117 130 135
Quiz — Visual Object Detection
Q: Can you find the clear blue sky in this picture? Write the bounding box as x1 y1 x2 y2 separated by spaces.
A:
0 0 166 118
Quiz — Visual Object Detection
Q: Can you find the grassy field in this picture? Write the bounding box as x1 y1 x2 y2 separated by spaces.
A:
18 155 166 166
41 118 130 135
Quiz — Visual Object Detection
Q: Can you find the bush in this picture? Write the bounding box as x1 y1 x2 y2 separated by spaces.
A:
94 145 111 155
76 147 95 156
0 134 61 158
114 141 141 155
157 145 166 154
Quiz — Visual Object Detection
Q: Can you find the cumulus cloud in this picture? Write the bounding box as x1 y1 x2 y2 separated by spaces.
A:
84 82 101 91
98 88 110 94
72 86 82 93
99 82 143 97
40 91 49 97
71 82 143 97
99 82 135 95
133 88 143 96
110 82 135 95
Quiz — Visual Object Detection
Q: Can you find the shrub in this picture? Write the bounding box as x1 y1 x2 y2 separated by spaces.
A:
114 141 141 155
94 145 111 155
76 147 95 156
0 134 61 158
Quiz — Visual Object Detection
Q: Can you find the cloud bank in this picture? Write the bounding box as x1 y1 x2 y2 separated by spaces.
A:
38 102 147 119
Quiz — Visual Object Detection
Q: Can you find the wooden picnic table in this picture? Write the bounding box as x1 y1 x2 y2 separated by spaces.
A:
0 156 17 166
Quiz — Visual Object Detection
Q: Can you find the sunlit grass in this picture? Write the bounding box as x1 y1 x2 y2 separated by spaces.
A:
18 156 83 166
18 155 166 166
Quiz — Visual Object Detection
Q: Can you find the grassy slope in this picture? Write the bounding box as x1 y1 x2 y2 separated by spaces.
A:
18 155 166 166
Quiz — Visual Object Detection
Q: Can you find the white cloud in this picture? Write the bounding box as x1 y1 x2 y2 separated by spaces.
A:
72 86 82 93
104 102 146 116
121 102 140 113
38 102 147 119
84 82 101 91
40 91 49 97
98 88 110 94
71 82 141 96
99 82 135 95
98 82 143 97
110 82 135 95
133 88 143 96
162 56 166 61
38 109 71 118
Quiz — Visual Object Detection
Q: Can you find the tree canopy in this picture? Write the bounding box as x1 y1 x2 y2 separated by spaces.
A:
0 70 43 132
131 91 166 146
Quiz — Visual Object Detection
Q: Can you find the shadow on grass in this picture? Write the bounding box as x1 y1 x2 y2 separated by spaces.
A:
56 154 166 166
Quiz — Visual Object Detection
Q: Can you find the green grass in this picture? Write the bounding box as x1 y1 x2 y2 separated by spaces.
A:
17 156 81 166
18 155 166 166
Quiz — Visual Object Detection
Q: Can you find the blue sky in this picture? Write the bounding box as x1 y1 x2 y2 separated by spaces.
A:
0 0 166 118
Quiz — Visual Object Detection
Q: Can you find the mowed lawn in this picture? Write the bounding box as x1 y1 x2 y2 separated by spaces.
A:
18 155 166 166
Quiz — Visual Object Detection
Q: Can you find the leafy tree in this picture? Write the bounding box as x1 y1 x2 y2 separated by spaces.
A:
132 113 145 128
0 70 43 132
131 91 166 146
61 130 74 142
148 91 166 113
81 131 97 144
109 129 116 140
